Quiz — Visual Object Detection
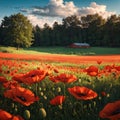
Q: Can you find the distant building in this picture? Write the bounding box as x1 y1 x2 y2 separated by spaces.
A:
68 43 90 48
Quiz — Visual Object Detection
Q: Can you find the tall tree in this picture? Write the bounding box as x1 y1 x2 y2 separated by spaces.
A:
0 13 33 49
52 22 63 46
81 14 105 45
62 15 81 28
32 14 120 47
42 23 52 46
33 25 42 46
62 15 81 44
103 15 120 47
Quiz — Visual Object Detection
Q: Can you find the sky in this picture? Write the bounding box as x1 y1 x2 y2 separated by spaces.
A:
0 0 120 28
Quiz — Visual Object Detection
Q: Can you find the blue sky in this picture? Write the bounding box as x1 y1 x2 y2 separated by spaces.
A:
0 0 120 27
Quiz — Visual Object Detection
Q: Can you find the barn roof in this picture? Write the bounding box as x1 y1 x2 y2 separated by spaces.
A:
72 43 90 46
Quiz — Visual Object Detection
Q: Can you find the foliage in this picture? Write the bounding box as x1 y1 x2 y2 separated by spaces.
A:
0 13 120 47
32 14 120 47
0 46 120 55
0 13 33 49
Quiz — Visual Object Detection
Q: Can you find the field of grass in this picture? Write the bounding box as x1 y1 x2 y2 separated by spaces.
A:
0 46 120 55
0 46 120 120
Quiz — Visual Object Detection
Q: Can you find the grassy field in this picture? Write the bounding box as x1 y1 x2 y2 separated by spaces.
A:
0 45 120 120
0 46 120 55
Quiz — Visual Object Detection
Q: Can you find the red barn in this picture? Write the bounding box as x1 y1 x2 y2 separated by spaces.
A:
68 43 90 48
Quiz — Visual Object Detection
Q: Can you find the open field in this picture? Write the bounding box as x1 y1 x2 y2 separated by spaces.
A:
0 52 120 64
0 46 120 120
0 46 120 64
0 46 120 55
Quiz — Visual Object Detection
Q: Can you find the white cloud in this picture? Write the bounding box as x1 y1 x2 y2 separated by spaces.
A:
21 0 116 27
27 0 115 18
77 2 115 18
27 15 62 28
0 17 3 25
49 0 64 6
29 0 78 18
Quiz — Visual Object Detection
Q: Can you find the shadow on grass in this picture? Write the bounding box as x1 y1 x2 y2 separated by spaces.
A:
23 46 120 55
24 47 96 55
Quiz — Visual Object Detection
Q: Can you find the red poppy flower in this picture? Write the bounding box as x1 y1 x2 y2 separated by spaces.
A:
99 100 120 120
3 80 20 89
49 73 77 83
4 86 39 106
84 66 98 76
50 95 65 105
0 76 7 84
0 67 2 73
0 109 12 120
68 86 98 100
0 109 24 120
12 115 24 120
114 66 120 71
97 60 102 65
104 65 113 72
53 68 59 73
12 69 47 84
101 91 107 97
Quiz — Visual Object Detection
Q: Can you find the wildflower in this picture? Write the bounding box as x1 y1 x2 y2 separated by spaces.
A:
4 86 39 106
49 73 77 83
99 100 120 120
104 65 113 72
114 66 120 71
0 109 12 120
0 109 24 120
50 95 65 105
0 76 7 84
12 115 24 120
97 60 102 65
84 65 98 76
12 69 47 84
68 86 98 100
3 80 20 89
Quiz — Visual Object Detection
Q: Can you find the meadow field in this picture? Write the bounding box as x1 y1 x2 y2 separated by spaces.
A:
0 46 120 55
0 46 120 120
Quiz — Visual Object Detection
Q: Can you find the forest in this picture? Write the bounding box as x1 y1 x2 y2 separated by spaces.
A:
0 13 120 47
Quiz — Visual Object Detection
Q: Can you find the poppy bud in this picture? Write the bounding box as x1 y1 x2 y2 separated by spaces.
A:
52 87 55 91
14 105 18 113
106 94 110 98
14 106 18 113
98 96 102 100
43 95 47 100
56 87 61 92
11 103 15 108
40 92 44 96
39 87 42 91
93 101 96 107
43 88 46 91
39 108 47 118
97 60 102 65
24 110 31 120
101 91 107 97
58 105 63 110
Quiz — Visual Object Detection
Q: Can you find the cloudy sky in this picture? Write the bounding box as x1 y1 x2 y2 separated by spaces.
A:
0 0 120 27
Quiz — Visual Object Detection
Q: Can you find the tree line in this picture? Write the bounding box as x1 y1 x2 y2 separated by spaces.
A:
0 13 120 49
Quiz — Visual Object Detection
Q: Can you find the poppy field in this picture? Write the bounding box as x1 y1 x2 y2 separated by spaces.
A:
0 53 120 120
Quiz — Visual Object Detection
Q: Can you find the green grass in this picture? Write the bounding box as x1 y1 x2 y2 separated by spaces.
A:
0 46 120 55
